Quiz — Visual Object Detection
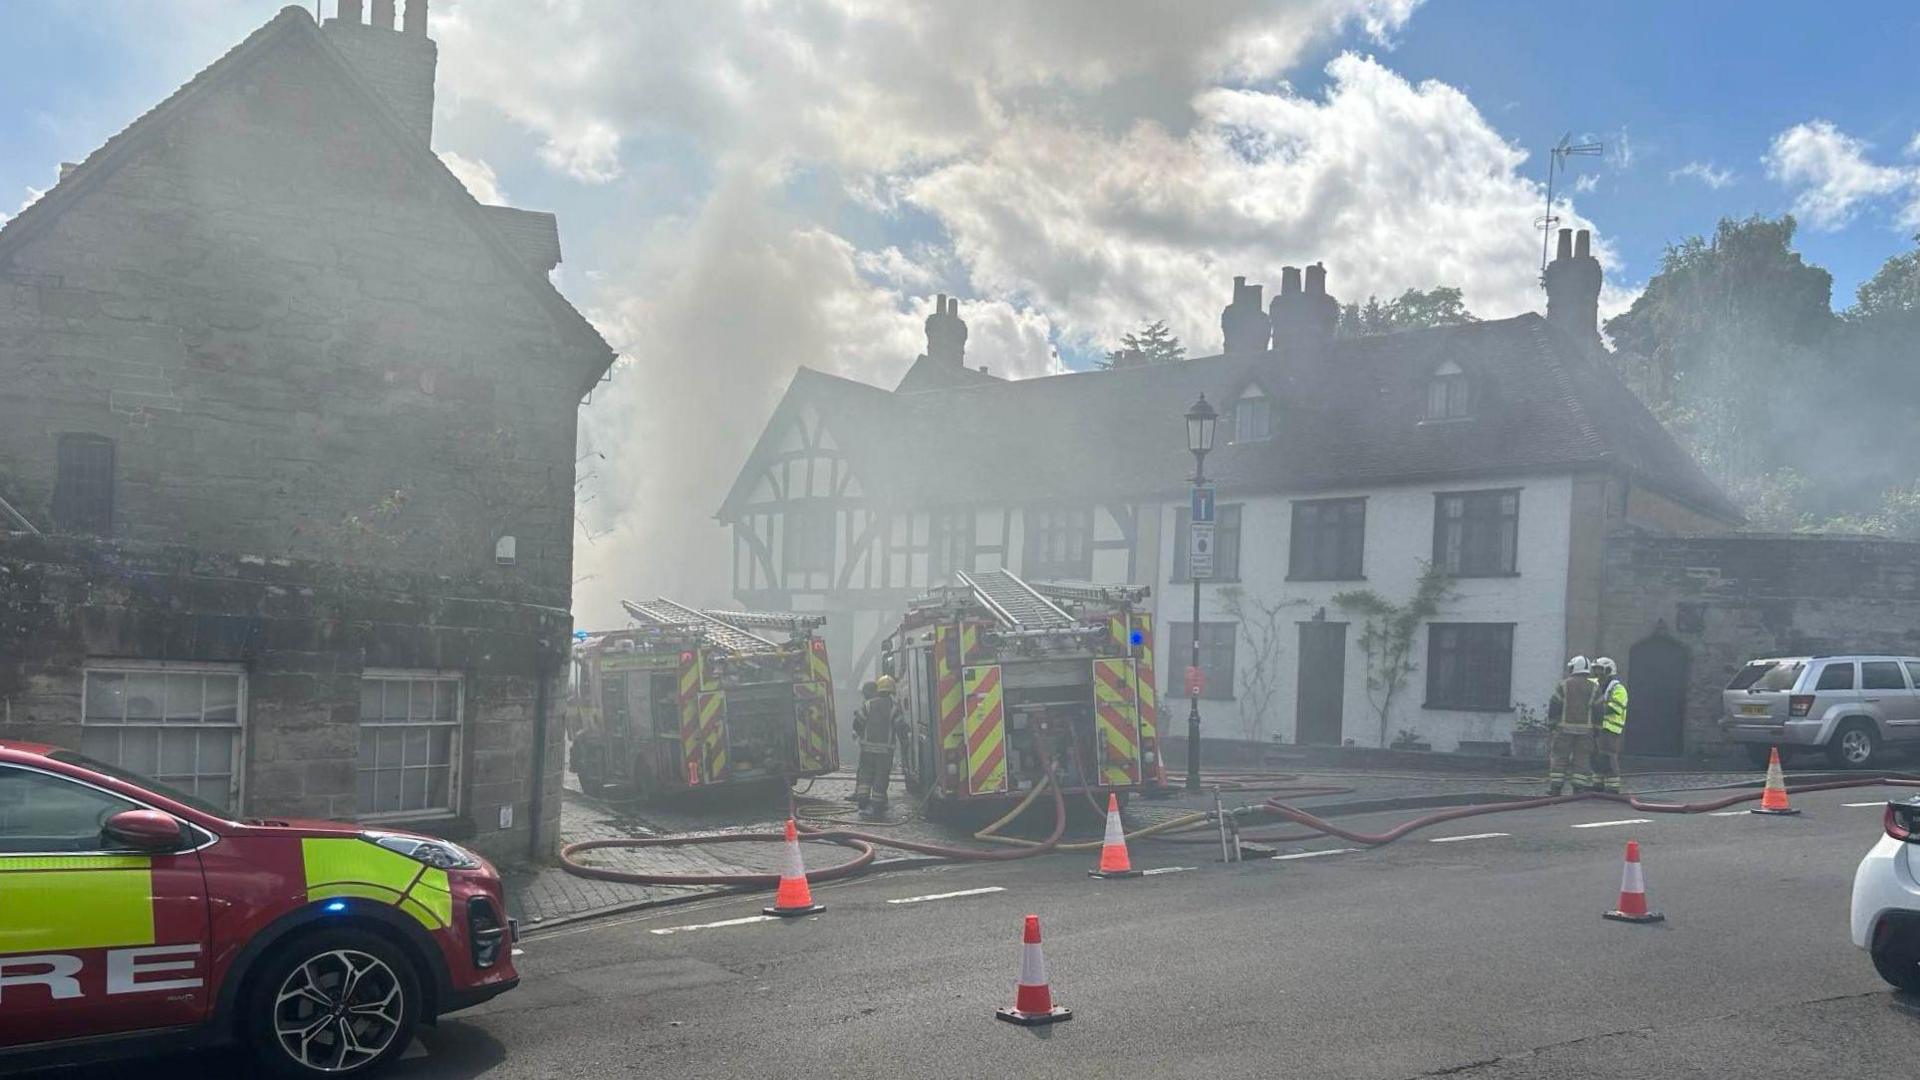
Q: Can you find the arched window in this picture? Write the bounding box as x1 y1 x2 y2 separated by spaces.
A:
1232 387 1271 442
1426 361 1471 420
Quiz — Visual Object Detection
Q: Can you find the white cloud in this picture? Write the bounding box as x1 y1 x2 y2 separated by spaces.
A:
1669 161 1735 189
1573 174 1599 194
438 151 507 205
1765 120 1919 230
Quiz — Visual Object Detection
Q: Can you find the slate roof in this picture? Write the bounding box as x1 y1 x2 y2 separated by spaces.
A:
719 313 1741 522
0 5 615 392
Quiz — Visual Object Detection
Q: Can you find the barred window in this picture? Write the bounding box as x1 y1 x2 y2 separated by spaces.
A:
82 664 244 812
930 509 975 579
53 433 114 535
358 673 461 820
1025 505 1093 580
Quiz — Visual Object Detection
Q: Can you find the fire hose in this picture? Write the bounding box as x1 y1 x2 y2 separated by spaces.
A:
559 767 1920 889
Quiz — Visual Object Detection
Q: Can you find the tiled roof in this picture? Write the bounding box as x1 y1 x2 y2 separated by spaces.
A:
720 313 1740 521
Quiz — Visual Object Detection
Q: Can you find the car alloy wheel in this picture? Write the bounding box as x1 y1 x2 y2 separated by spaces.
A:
1841 728 1875 765
273 949 406 1074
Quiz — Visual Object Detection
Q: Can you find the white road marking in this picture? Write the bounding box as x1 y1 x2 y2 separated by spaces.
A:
1141 866 1196 876
650 914 778 935
1845 802 1886 807
1428 832 1510 843
1707 810 1749 816
1272 848 1362 861
1572 818 1652 829
886 886 1006 904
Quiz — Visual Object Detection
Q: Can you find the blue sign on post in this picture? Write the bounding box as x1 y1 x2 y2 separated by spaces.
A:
1191 483 1216 524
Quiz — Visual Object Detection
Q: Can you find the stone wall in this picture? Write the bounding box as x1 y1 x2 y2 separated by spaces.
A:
0 535 568 862
0 20 597 601
1597 532 1920 754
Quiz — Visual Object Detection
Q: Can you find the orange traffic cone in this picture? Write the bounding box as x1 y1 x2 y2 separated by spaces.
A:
1750 748 1800 816
1089 793 1141 879
1602 840 1665 924
995 915 1072 1026
762 818 825 917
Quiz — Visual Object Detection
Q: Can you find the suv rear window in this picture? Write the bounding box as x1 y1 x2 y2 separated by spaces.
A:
1728 661 1803 692
1815 663 1856 691
1864 661 1910 690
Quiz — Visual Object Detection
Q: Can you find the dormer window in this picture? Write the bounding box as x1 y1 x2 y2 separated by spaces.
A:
1232 388 1271 442
1426 361 1471 421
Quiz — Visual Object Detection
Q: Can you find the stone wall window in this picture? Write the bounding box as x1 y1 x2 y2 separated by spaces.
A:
82 663 245 812
53 433 114 535
1289 497 1366 581
1433 489 1519 576
1169 622 1237 700
358 672 462 821
1425 623 1514 710
1173 503 1242 583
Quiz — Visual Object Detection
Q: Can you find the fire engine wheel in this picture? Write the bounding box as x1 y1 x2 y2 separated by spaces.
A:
246 928 420 1078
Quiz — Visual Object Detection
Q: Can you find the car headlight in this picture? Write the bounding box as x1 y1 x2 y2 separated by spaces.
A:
363 832 481 870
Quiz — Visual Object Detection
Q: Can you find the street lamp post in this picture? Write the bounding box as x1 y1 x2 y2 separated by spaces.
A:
1184 393 1218 792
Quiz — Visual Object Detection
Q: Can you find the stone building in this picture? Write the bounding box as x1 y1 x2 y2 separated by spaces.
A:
720 230 1749 757
0 3 614 860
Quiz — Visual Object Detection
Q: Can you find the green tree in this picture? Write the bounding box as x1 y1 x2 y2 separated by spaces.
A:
1846 233 1920 323
1101 319 1185 369
1336 286 1477 338
1332 563 1457 749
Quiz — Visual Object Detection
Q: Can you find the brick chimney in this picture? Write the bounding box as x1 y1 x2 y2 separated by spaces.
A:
1270 261 1339 351
324 0 438 147
925 294 967 365
1544 227 1602 343
1220 276 1272 356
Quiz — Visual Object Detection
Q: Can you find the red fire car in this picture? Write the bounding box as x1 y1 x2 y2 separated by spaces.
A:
0 739 518 1077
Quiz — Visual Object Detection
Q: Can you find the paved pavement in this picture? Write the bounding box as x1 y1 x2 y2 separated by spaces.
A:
49 778 1920 1078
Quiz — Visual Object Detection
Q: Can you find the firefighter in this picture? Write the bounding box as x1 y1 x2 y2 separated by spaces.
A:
1545 655 1598 795
1590 656 1628 794
853 675 902 815
848 680 878 804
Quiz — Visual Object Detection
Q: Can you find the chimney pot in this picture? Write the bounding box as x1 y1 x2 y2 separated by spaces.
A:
1281 266 1302 296
403 0 428 35
1305 262 1327 297
340 0 364 22
372 0 396 30
1574 229 1591 259
1555 228 1573 262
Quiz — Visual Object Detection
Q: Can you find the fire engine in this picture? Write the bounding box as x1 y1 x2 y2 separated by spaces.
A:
566 599 839 800
884 569 1164 812
0 740 516 1077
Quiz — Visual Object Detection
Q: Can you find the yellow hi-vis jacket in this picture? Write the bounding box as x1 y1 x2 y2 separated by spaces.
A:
1596 678 1628 734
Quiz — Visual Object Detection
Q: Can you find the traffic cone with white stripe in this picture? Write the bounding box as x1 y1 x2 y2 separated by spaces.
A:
1602 840 1665 924
1088 793 1141 879
1750 747 1800 816
995 914 1072 1026
762 818 824 917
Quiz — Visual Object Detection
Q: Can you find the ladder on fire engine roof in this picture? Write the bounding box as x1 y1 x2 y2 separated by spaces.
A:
1024 579 1152 608
700 609 829 634
621 598 781 654
956 569 1077 631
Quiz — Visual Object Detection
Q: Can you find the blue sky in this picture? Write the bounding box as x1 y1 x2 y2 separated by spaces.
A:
4 1 1916 615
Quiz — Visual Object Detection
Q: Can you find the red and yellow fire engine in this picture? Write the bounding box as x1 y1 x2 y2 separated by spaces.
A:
885 570 1164 812
566 600 838 800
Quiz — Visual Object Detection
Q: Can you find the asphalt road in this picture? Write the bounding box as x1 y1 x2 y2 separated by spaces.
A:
30 783 1920 1079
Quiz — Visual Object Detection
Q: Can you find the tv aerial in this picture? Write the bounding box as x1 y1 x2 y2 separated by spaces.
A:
1536 132 1604 271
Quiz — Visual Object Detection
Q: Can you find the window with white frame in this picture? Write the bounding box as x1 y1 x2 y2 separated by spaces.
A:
358 673 462 820
82 663 245 812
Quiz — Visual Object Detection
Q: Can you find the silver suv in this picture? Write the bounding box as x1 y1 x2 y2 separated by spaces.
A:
1721 656 1920 769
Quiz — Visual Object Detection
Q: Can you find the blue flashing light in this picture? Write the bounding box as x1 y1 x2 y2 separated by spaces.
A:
324 900 348 914
1129 630 1145 647
573 630 590 642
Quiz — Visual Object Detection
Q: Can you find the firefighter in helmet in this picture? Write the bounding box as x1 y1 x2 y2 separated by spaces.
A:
1590 656 1628 793
852 674 901 815
1545 655 1599 795
846 680 878 804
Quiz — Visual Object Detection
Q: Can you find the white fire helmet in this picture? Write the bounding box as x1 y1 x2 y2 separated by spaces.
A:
1593 657 1617 678
1566 655 1591 676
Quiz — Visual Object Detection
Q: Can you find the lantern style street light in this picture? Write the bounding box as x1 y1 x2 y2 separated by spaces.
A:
1183 393 1217 792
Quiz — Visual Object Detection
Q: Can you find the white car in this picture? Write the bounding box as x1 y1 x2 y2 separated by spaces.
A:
1851 797 1920 992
